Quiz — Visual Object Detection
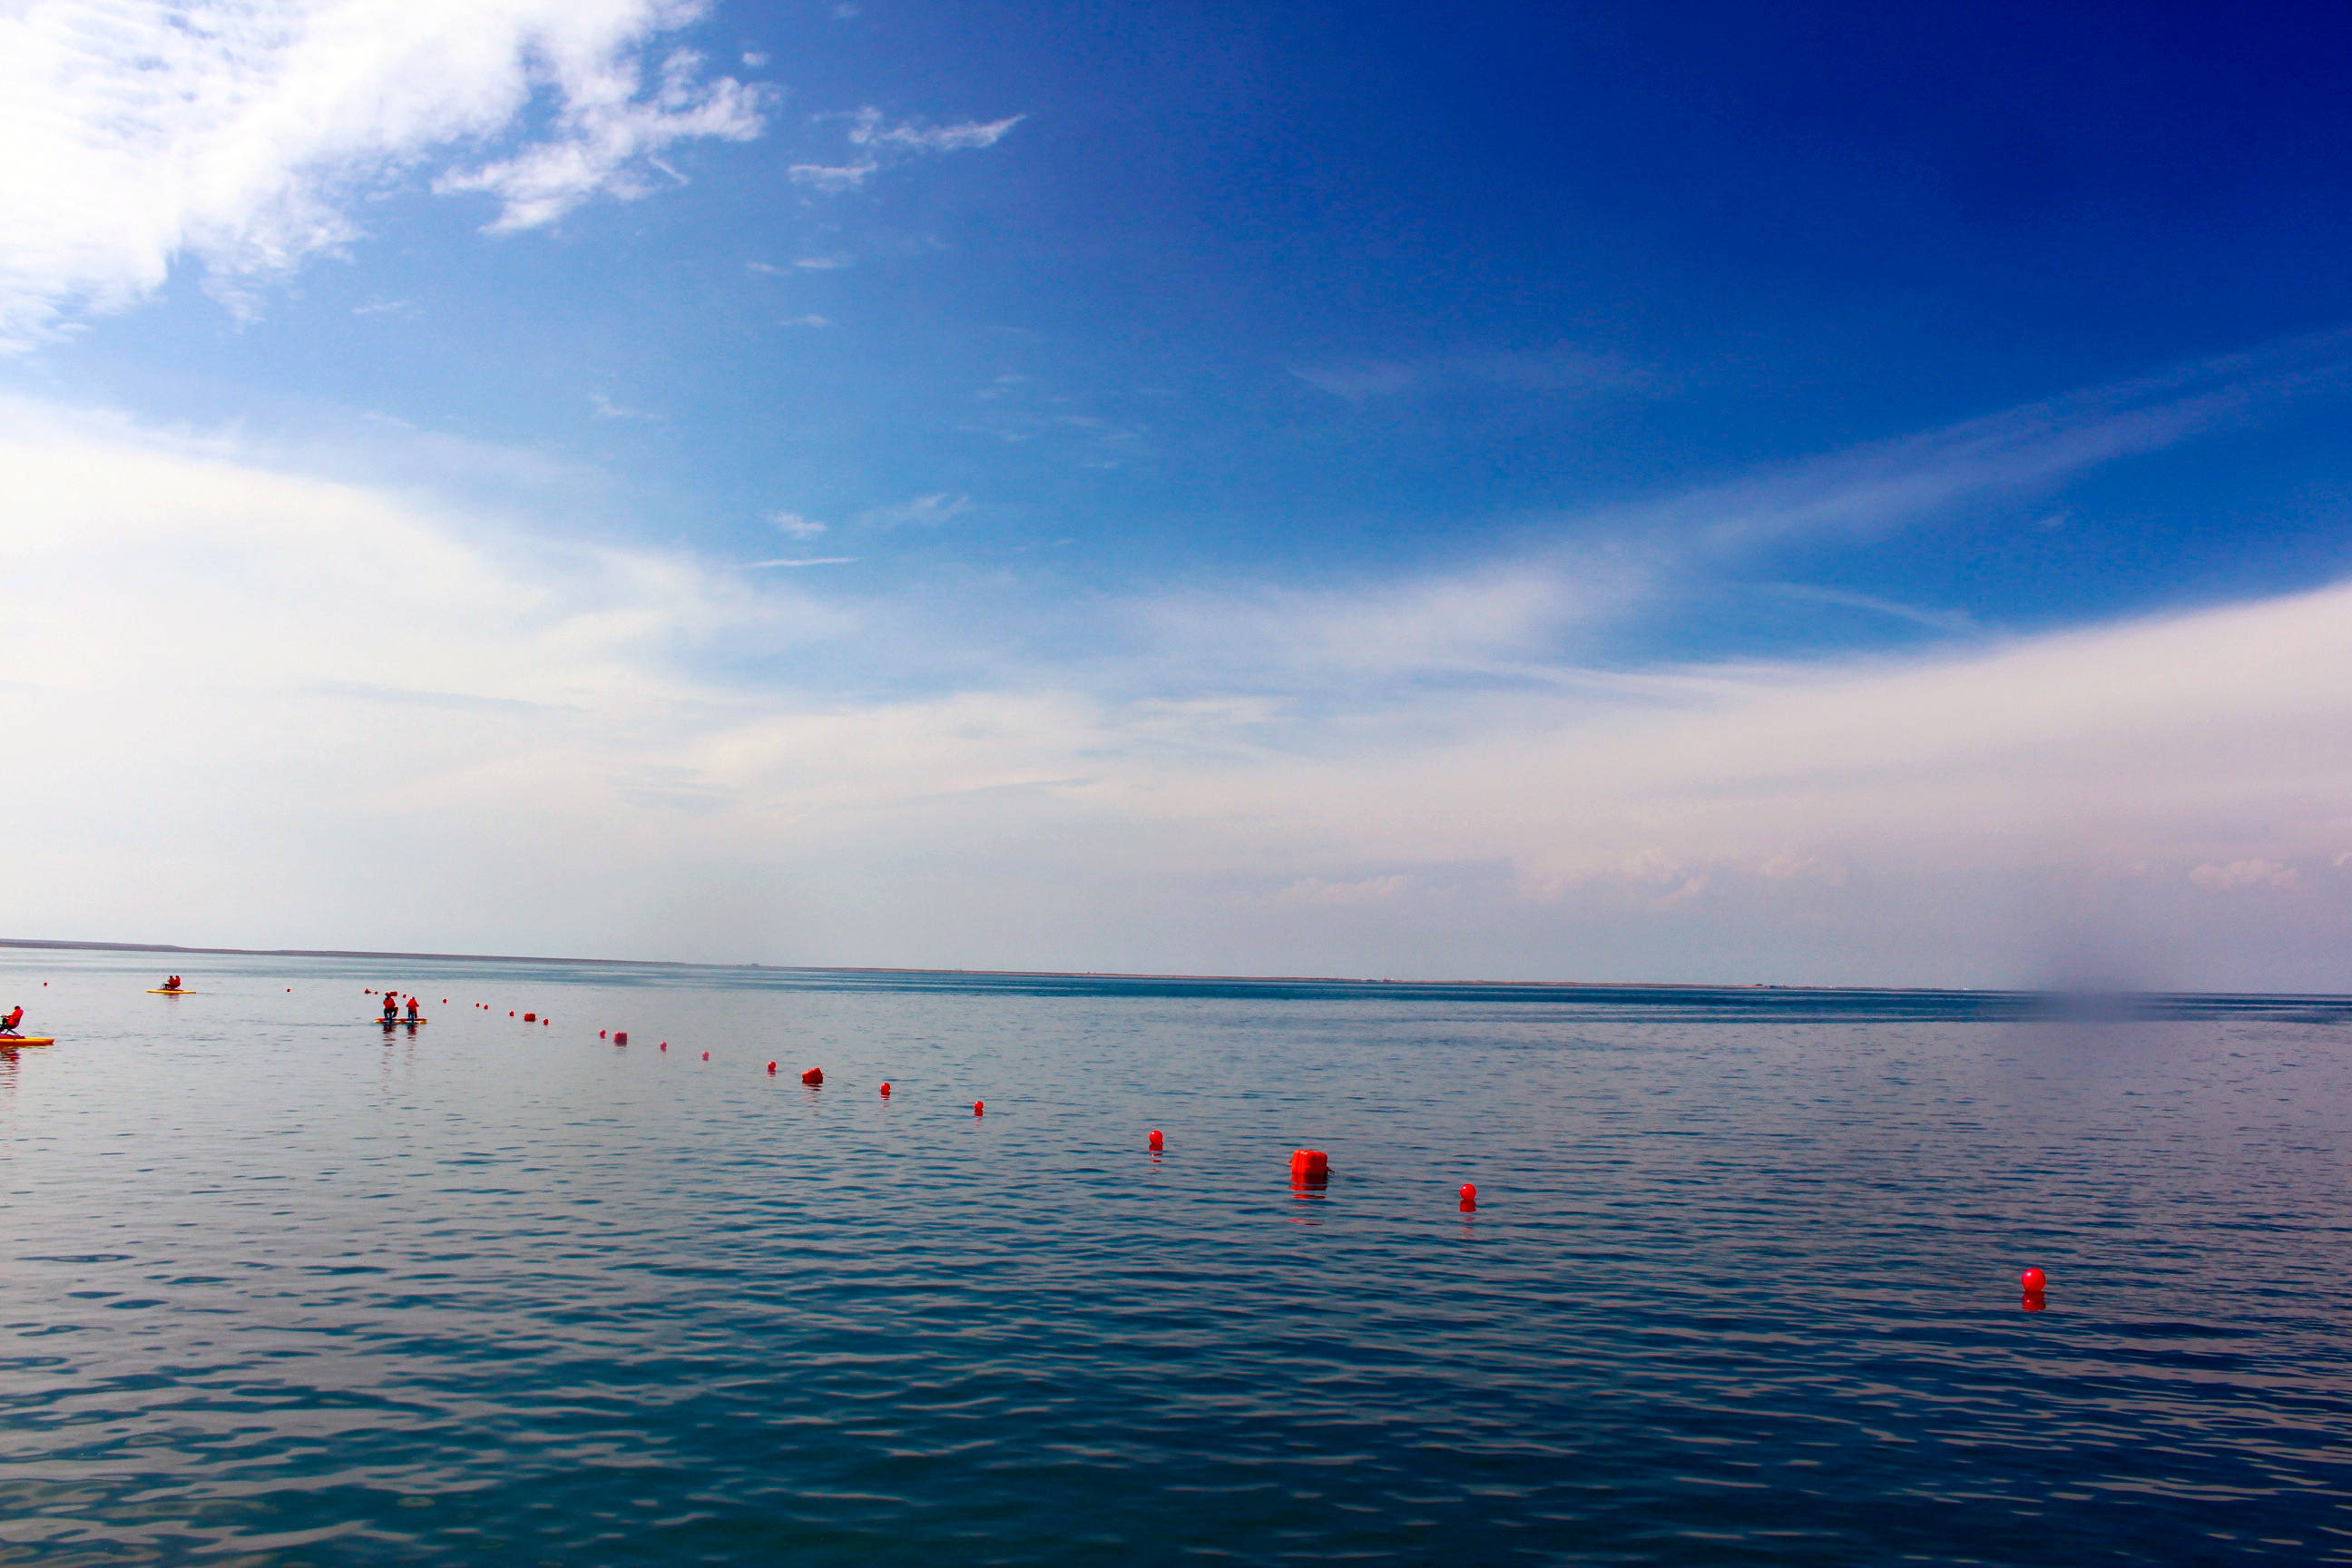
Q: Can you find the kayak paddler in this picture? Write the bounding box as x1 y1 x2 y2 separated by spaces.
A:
0 1005 22 1037
381 993 399 1022
405 995 421 1020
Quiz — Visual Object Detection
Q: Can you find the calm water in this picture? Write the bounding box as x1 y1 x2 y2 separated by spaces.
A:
4 949 2352 1565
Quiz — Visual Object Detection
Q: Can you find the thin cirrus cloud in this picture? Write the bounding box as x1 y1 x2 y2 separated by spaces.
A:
0 0 765 347
858 492 971 528
788 106 1024 191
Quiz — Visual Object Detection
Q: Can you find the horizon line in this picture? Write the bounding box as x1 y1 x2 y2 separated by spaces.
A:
6 935 2342 1001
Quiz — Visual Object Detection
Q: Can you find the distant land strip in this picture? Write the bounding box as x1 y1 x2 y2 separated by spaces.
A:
0 934 1867 992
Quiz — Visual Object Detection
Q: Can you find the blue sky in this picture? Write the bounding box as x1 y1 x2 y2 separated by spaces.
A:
5 1 2352 986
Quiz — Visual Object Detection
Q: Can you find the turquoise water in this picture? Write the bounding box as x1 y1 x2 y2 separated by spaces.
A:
4 948 2352 1565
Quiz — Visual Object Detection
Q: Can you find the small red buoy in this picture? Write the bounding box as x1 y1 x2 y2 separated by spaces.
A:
768 1062 778 1074
879 1082 892 1096
974 1100 985 1115
2022 1267 2048 1292
1148 1129 1163 1150
509 1011 514 1016
660 1042 668 1052
801 1067 823 1085
1289 1149 1328 1181
1459 1182 1477 1211
600 1030 607 1038
701 1051 709 1060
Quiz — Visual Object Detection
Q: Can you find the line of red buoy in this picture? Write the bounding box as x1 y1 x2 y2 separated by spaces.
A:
359 1009 2053 1267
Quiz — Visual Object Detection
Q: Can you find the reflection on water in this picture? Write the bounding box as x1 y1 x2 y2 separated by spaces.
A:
1 947 2349 1565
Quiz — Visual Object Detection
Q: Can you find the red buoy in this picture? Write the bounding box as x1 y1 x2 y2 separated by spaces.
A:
1459 1182 1477 1211
701 1052 709 1060
1148 1129 1164 1150
801 1067 823 1085
2022 1267 2048 1292
879 1082 892 1096
613 1032 627 1045
600 1030 607 1038
768 1062 778 1074
974 1100 985 1115
660 1042 668 1052
1289 1149 1328 1181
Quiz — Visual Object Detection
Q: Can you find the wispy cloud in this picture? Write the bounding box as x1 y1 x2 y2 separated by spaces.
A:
589 393 657 420
1291 345 1647 404
435 48 767 233
789 104 1022 191
1755 583 1977 633
846 105 1024 154
0 0 769 347
8 342 2352 983
859 492 971 528
749 257 854 275
771 512 830 540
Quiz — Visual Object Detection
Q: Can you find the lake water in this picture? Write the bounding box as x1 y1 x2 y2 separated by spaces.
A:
3 947 2351 1565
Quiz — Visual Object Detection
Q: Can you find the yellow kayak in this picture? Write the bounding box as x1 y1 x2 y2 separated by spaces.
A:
0 1037 54 1047
147 988 196 995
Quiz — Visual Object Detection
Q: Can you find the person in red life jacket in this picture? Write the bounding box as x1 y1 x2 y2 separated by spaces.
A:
1 1005 23 1037
381 993 399 1022
405 995 420 1021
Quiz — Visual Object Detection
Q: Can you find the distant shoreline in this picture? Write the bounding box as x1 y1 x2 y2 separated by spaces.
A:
0 934 1938 994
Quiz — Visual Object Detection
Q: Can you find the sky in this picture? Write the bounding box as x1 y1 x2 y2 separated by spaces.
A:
5 0 2352 989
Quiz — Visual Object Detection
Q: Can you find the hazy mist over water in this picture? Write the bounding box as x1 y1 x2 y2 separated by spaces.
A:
4 947 2351 1565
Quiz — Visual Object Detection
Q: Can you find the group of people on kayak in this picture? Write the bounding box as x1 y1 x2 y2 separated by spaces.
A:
381 992 422 1022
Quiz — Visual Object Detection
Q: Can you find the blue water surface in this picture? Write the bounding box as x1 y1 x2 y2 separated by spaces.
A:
3 947 2351 1565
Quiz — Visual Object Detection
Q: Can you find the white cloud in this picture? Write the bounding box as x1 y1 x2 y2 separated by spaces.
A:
432 46 765 232
858 492 970 528
741 556 857 568
789 104 1020 192
845 105 1024 154
0 0 766 347
7 390 2352 987
787 160 878 192
779 314 832 328
2189 860 2299 891
771 511 829 539
1276 876 1408 906
589 392 656 419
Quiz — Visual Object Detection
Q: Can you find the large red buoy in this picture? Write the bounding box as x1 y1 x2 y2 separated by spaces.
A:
1290 1149 1328 1181
1459 1182 1477 1211
801 1067 823 1085
1148 1129 1163 1151
2022 1267 2048 1292
613 1032 627 1045
974 1100 985 1115
879 1082 891 1096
